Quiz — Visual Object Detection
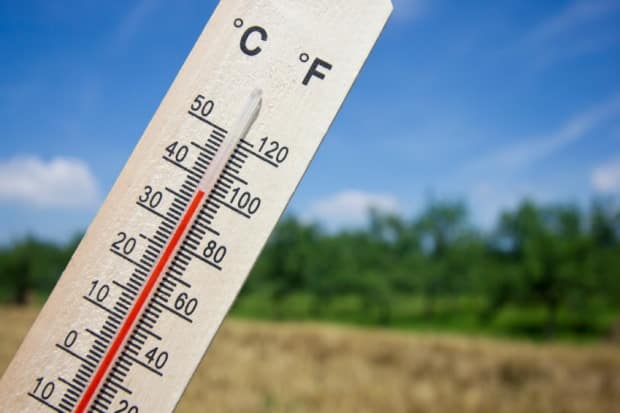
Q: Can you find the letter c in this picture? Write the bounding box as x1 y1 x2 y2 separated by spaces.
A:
240 26 268 56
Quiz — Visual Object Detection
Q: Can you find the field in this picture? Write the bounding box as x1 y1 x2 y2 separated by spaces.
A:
1 307 620 413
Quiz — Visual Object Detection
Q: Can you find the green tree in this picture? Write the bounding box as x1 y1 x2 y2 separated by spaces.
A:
0 239 36 305
413 200 472 318
493 201 591 338
0 236 76 305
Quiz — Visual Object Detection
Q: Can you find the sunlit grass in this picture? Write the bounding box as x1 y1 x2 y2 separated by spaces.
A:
2 306 619 412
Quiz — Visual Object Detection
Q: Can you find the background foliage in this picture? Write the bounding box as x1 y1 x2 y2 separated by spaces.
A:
1 198 619 340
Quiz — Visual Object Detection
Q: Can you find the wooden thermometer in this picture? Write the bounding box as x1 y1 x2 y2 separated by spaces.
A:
0 1 392 411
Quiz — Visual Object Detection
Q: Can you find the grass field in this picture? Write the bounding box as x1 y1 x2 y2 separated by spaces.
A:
1 307 620 412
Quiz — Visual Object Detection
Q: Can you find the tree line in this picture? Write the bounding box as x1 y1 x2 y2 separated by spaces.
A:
1 199 619 339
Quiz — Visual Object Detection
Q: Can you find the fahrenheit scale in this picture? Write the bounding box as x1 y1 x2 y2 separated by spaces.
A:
0 1 392 411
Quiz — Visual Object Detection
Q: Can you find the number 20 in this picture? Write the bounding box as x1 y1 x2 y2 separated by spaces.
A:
113 400 139 413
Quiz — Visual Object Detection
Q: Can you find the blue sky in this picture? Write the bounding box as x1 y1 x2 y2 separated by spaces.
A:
1 0 620 243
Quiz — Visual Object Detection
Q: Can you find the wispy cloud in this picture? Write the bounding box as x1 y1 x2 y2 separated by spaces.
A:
459 94 620 225
517 0 620 69
592 158 620 192
391 0 429 22
465 94 620 174
526 0 620 43
303 190 401 229
532 33 620 70
108 0 161 53
0 156 99 208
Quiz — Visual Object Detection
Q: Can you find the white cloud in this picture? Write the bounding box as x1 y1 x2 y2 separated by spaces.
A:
592 158 620 192
303 190 401 229
0 156 99 208
465 94 620 174
391 0 428 22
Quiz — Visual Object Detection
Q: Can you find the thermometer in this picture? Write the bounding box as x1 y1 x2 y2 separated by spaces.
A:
0 1 392 411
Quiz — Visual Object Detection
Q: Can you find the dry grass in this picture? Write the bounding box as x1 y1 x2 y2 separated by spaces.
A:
2 307 620 413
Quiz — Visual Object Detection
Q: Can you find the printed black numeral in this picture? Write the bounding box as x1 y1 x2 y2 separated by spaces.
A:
64 330 78 348
112 232 137 255
258 137 288 164
165 141 189 163
230 187 261 215
88 280 110 303
139 186 163 209
145 347 168 370
190 94 214 118
31 377 55 400
113 400 139 413
174 292 198 316
203 240 227 263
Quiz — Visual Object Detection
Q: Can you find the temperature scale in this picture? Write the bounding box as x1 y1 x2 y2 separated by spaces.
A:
0 1 392 411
